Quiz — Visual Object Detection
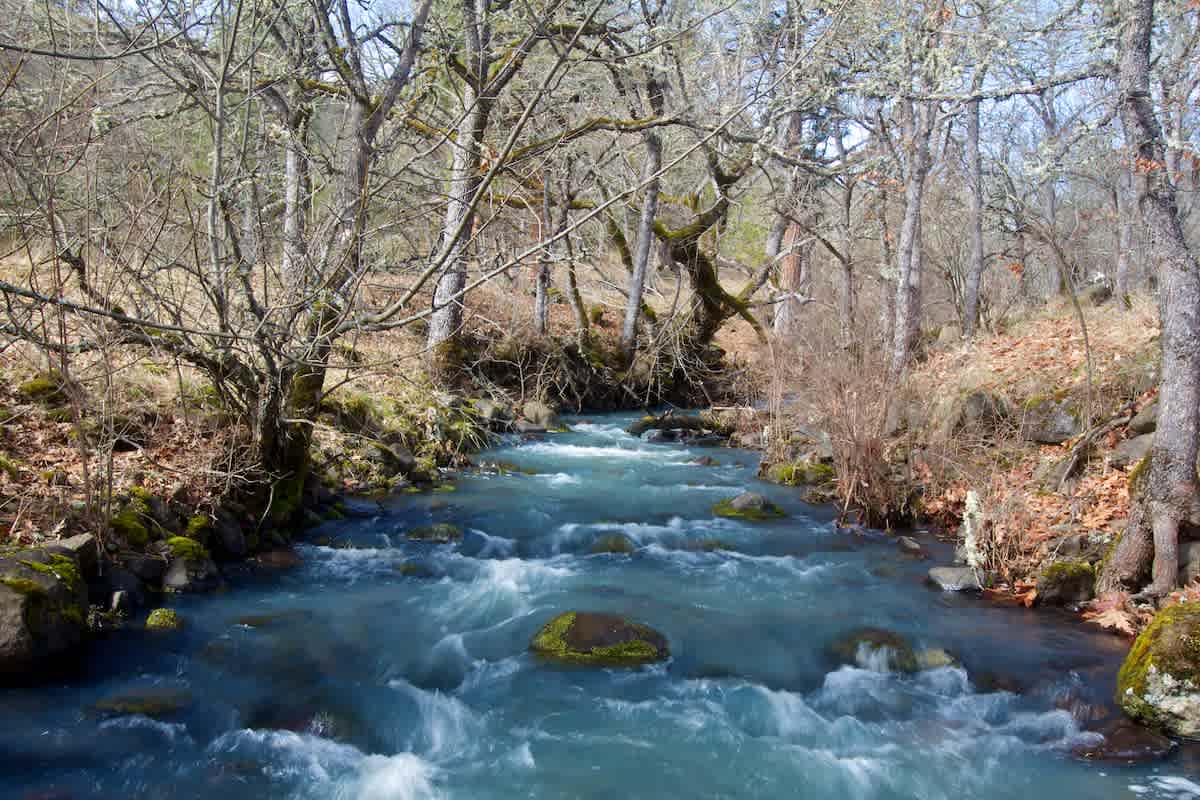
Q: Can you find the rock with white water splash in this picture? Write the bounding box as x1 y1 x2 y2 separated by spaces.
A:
926 566 983 592
828 628 918 672
530 611 669 666
406 523 463 543
1117 602 1200 738
1072 719 1175 763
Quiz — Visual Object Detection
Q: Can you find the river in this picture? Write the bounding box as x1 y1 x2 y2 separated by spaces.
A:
2 412 1198 799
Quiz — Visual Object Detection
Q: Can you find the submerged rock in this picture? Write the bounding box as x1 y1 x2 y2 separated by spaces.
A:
590 534 636 555
829 628 918 673
254 548 303 570
93 686 192 718
1073 719 1176 763
530 611 669 666
712 492 786 521
0 548 87 681
896 536 924 557
406 523 463 543
1117 602 1200 738
1035 560 1095 606
926 566 983 592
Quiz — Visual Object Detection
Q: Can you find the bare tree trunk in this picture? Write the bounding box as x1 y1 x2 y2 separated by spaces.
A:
888 101 935 382
877 186 895 348
1099 0 1200 596
533 186 551 335
620 128 662 354
963 97 985 337
1114 163 1136 300
282 119 310 281
428 97 485 353
772 220 808 337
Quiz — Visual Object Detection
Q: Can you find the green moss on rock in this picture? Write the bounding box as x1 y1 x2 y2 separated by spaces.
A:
20 554 82 596
1 576 44 596
145 608 184 630
765 461 835 487
590 534 636 555
17 373 67 404
712 496 786 521
829 628 919 673
165 536 209 561
1117 602 1200 736
530 611 669 666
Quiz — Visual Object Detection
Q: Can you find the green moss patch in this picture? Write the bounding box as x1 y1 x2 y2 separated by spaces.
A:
145 608 184 630
590 534 636 555
406 523 463 543
530 611 669 666
165 536 209 561
712 497 787 521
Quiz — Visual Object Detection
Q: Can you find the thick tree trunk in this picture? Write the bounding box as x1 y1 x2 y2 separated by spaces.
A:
1099 0 1200 596
963 98 985 337
428 97 485 356
772 220 808 337
620 130 662 354
889 102 934 382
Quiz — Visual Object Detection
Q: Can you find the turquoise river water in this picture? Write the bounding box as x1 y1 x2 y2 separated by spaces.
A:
2 412 1199 799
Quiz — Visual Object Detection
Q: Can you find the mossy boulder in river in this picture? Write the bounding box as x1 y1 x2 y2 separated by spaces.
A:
1035 560 1095 606
530 611 669 666
145 608 184 630
0 547 88 681
407 523 463 543
1117 602 1200 738
829 628 919 673
590 534 636 555
713 492 786 521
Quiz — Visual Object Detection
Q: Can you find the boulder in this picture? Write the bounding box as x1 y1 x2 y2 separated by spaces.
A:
1072 719 1175 763
713 492 786 521
1035 560 1095 606
58 533 98 578
93 686 191 717
1179 542 1200 586
406 523 463 543
474 398 513 430
254 548 303 569
1033 456 1075 492
530 611 669 666
1130 401 1159 435
1021 397 1082 444
0 548 88 681
1117 602 1200 737
897 536 924 557
927 566 983 592
1111 434 1154 469
828 628 918 672
691 456 720 467
211 507 247 560
122 553 166 584
163 556 223 592
928 390 1009 442
590 534 636 555
145 608 184 630
97 568 148 610
521 401 559 429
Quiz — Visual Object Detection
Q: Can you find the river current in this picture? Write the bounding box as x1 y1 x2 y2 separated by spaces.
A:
2 412 1199 799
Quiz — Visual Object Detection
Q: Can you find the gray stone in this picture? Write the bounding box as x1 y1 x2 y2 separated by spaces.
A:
1178 541 1200 586
123 553 166 583
897 536 924 556
474 398 513 426
101 568 147 608
163 557 223 593
927 566 983 592
1033 456 1075 492
1111 434 1154 469
1021 398 1082 444
1130 401 1159 435
521 401 559 429
58 533 98 578
0 547 88 681
1035 562 1095 606
514 420 547 434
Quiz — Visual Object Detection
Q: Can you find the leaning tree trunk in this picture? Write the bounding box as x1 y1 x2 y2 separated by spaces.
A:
620 129 663 355
963 97 985 337
1098 0 1200 596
